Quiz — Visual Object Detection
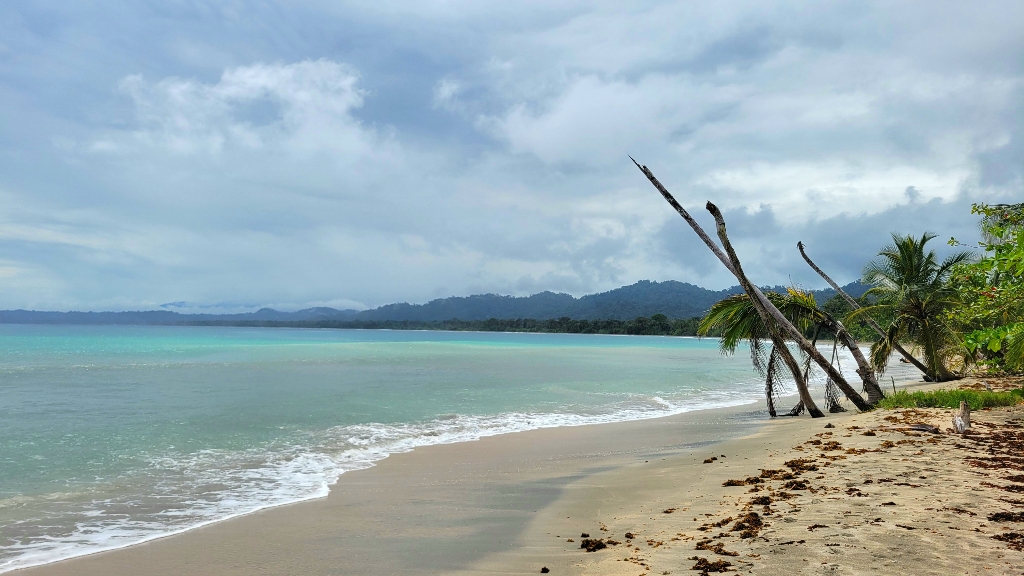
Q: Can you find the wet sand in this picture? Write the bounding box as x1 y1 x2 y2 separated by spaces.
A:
21 377 1024 576
16 402 768 575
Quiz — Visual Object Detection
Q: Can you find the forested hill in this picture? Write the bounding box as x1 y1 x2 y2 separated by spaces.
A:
0 280 868 325
355 281 735 321
352 280 867 321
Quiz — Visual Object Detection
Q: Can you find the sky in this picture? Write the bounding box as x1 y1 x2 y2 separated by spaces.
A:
1 1 1021 312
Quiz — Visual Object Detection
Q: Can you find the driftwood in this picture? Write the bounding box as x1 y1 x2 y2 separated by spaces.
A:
907 423 941 434
952 401 971 433
873 424 941 434
797 241 933 380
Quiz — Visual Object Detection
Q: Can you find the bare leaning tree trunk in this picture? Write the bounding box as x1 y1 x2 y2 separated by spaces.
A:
706 203 871 412
714 224 826 417
631 159 875 413
628 158 825 417
797 241 932 380
814 315 886 404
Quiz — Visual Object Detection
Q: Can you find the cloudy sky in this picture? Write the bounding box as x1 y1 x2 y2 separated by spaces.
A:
1 1 1021 312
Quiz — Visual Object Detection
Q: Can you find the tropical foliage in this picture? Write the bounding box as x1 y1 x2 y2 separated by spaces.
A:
851 233 973 381
690 198 1024 418
948 203 1024 372
188 315 706 335
698 288 857 415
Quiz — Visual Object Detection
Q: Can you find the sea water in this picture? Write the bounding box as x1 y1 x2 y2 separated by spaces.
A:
1 324 801 571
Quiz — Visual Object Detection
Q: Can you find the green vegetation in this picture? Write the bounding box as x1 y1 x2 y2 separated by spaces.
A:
189 315 706 336
698 288 860 415
819 294 885 342
948 203 1024 373
694 201 1024 416
851 233 973 381
877 388 1024 410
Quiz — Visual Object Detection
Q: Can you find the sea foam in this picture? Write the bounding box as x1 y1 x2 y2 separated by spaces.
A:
0 392 759 573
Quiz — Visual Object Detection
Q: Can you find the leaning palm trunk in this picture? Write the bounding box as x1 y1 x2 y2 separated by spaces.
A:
706 204 825 416
632 157 873 412
789 291 886 403
705 202 872 412
798 241 932 380
825 319 885 404
919 318 956 381
629 158 824 417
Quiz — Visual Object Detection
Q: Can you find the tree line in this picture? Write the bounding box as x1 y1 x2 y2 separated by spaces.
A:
186 315 705 336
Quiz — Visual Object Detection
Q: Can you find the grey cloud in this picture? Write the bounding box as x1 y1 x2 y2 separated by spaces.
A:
0 1 1021 311
655 194 986 291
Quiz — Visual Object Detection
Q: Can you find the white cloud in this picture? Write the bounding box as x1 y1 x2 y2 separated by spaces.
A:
432 77 462 110
113 60 371 156
695 162 970 222
0 1 1021 310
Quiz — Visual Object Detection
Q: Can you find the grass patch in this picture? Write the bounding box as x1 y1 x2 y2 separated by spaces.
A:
878 388 1024 410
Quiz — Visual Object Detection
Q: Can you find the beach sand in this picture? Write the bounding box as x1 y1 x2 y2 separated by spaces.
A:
16 402 766 576
17 379 1024 576
455 378 1024 576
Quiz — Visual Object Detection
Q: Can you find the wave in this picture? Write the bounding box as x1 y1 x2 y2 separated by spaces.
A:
0 390 761 573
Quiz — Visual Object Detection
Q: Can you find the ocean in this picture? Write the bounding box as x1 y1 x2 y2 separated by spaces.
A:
0 324 776 572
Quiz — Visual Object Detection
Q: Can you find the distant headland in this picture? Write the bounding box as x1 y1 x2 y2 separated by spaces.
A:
0 279 867 328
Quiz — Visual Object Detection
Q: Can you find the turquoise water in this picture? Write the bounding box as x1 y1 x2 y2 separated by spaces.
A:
0 325 767 571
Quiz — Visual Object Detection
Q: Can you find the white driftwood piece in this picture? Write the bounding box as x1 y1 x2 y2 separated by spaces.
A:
952 400 971 433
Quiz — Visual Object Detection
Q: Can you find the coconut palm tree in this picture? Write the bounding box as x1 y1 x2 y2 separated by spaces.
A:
852 233 973 382
699 288 873 415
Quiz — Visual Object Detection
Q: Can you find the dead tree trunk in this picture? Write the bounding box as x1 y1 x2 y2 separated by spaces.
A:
800 305 886 404
797 241 933 379
629 158 824 417
769 334 823 417
706 203 872 412
830 321 885 404
707 205 825 416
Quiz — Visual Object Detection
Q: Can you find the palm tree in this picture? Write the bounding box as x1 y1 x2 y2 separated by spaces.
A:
700 288 872 415
853 233 973 382
632 160 871 414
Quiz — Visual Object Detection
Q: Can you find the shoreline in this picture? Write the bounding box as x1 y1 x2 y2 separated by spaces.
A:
10 399 772 575
10 374 941 575
0 326 776 575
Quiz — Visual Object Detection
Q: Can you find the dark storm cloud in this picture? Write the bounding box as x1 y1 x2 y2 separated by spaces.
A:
0 1 1020 311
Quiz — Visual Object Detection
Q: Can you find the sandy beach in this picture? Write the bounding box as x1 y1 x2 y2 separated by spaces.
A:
14 401 767 575
16 379 1024 576
459 378 1024 575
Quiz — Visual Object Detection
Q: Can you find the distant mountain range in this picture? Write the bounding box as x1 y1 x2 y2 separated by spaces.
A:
0 280 869 325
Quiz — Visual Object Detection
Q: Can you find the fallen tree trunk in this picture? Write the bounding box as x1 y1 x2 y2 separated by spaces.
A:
797 241 933 379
